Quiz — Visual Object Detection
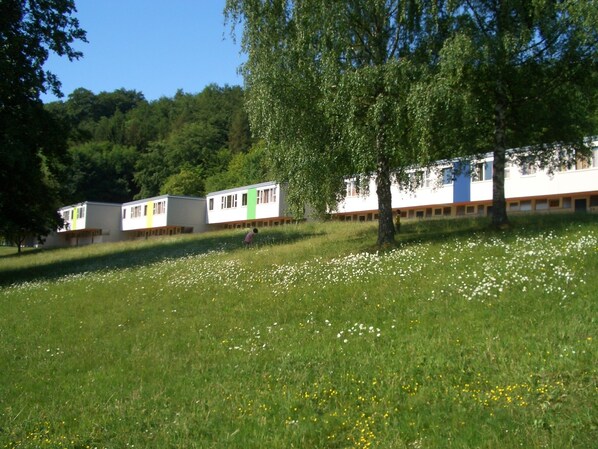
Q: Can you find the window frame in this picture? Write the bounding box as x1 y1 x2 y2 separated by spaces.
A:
221 194 238 209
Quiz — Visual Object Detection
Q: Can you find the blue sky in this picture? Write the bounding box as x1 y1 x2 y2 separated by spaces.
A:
42 0 244 103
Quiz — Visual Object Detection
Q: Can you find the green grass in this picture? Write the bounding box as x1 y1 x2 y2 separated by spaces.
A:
1 215 597 448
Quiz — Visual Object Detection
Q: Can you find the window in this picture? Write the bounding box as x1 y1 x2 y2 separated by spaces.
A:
520 200 532 211
520 162 537 176
122 209 127 219
410 170 424 189
563 197 572 209
423 170 433 188
221 194 238 209
209 198 214 210
535 199 548 210
153 200 166 215
144 205 148 216
410 170 433 188
345 181 359 197
473 161 493 182
257 187 277 204
466 205 475 214
62 211 70 221
549 199 560 208
575 157 590 170
576 153 591 170
77 207 85 219
131 205 142 218
473 163 484 181
441 168 453 185
242 193 248 206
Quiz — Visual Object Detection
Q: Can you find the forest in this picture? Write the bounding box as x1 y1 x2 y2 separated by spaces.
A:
44 84 270 205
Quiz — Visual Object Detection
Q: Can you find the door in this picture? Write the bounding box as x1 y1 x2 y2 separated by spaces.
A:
574 198 587 212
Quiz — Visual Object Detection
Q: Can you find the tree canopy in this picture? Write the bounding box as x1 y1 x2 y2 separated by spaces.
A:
226 0 455 245
227 0 597 239
0 0 86 252
415 0 598 228
45 84 254 202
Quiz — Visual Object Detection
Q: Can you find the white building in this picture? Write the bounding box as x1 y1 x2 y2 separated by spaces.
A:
206 181 293 228
43 143 597 248
335 147 598 221
121 195 208 238
44 202 123 247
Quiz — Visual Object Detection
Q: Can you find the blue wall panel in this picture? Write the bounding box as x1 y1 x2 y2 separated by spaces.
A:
453 161 471 203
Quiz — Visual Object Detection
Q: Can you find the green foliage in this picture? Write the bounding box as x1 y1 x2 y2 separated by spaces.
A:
132 142 171 199
204 141 272 192
0 0 86 251
412 0 598 227
64 142 137 203
165 122 225 171
226 0 455 245
0 0 86 100
160 166 205 197
1 215 597 447
47 85 252 203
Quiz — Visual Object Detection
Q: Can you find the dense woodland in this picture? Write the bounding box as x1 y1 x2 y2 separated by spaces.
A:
44 84 271 205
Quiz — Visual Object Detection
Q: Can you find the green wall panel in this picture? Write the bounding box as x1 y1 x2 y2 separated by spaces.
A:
247 188 257 220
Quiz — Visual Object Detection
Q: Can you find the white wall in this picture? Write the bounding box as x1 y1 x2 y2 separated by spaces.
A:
167 197 208 233
334 149 598 214
207 182 286 224
122 195 207 233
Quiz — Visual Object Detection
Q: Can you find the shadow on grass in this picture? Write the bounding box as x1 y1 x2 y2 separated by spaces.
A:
0 227 319 287
359 213 598 252
2 213 595 286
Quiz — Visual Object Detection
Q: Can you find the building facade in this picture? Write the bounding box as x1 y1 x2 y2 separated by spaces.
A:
335 148 598 222
121 195 208 239
42 144 598 248
206 181 294 229
44 202 123 247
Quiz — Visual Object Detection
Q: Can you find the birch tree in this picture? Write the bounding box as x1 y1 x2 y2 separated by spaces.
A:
226 0 445 245
414 0 597 228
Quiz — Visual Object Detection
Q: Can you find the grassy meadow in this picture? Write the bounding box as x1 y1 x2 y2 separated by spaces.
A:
1 215 597 448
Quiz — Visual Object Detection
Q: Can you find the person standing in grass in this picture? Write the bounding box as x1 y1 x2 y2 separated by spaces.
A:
244 228 258 246
395 210 401 233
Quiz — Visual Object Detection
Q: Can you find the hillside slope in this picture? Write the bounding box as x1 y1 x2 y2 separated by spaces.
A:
1 216 597 448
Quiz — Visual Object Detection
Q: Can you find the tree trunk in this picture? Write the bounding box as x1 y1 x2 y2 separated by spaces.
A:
17 235 23 255
376 154 395 246
492 98 509 229
491 6 510 230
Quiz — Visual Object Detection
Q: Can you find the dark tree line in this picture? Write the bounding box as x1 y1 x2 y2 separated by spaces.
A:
0 0 267 252
45 84 268 205
0 0 86 252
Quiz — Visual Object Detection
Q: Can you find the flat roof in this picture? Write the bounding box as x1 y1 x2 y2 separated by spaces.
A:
207 181 278 197
59 201 122 210
122 194 205 207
